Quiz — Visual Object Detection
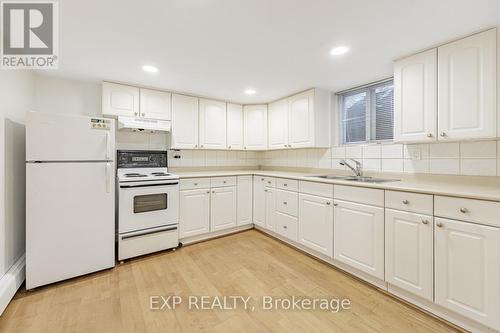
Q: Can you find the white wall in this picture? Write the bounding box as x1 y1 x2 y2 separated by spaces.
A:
0 71 34 279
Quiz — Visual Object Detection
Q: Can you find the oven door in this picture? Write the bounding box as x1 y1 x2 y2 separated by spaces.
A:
119 181 179 233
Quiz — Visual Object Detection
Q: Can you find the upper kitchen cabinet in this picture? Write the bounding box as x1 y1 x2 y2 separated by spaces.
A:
268 98 289 149
227 103 244 150
171 94 199 149
139 88 171 120
268 89 331 149
438 29 497 140
102 82 139 117
243 105 268 150
288 89 331 148
393 49 437 143
199 98 227 149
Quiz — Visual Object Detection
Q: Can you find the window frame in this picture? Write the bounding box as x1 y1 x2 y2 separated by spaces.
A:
338 79 394 145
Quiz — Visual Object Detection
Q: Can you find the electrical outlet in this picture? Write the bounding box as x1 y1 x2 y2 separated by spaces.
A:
407 146 421 160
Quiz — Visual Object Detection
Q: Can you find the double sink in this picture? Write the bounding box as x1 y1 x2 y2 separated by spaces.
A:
307 175 400 184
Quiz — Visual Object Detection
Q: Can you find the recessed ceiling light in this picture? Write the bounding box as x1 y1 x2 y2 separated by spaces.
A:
244 89 256 95
142 65 158 73
330 46 350 56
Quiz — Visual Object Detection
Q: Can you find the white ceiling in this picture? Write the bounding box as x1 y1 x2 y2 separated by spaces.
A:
53 0 500 103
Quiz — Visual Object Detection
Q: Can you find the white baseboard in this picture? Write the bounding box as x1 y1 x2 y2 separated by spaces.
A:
180 224 253 245
0 254 25 316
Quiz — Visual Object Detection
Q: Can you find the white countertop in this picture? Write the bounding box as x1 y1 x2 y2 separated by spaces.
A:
173 169 500 202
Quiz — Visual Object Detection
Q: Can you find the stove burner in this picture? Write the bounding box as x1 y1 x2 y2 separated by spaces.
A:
125 173 147 177
151 172 170 176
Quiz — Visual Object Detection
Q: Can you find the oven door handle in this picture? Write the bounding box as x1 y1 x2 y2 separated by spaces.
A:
120 181 179 188
121 226 178 240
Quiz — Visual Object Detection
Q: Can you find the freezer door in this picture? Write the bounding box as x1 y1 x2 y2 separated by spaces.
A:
26 162 115 289
26 112 115 161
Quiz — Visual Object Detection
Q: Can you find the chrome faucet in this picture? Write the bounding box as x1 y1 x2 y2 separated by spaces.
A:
340 159 363 177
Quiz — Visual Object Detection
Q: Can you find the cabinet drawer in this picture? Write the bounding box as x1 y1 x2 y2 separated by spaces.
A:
180 178 211 190
334 185 384 207
275 211 298 242
276 189 298 217
385 191 433 215
434 196 500 227
299 181 333 198
211 176 237 188
276 178 298 191
255 176 276 187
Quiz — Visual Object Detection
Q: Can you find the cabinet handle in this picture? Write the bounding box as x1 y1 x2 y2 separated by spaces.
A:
402 200 409 205
206 191 210 194
244 147 247 149
459 207 468 213
333 202 338 206
228 145 231 149
212 191 215 193
283 183 287 187
283 201 287 205
261 178 265 181
223 181 227 184
436 222 443 228
142 113 145 117
195 144 198 148
134 112 138 116
268 181 271 184
421 220 429 225
200 145 204 148
194 183 198 186
284 144 287 147
326 202 331 205
264 189 268 192
440 132 447 137
426 133 433 138
283 225 287 229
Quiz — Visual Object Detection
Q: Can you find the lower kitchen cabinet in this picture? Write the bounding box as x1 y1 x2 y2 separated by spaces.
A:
264 186 276 231
253 176 267 227
333 199 384 280
179 188 210 238
385 209 433 301
298 193 333 256
275 211 298 241
210 186 237 231
434 217 500 330
237 176 253 225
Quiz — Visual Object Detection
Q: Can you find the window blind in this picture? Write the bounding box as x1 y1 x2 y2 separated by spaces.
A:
340 79 394 144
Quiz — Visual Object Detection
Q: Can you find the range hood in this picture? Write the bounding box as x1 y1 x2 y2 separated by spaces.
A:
117 116 171 133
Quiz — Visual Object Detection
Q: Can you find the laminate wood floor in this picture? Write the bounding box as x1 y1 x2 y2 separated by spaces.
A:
0 230 460 333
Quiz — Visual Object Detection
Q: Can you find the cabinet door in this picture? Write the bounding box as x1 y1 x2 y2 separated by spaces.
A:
289 90 314 148
394 49 437 143
298 193 333 256
171 94 199 149
264 187 276 231
252 176 266 227
237 176 253 225
179 189 210 238
227 103 243 150
102 82 139 117
210 186 237 231
435 218 500 329
268 99 289 149
334 200 384 279
438 29 497 140
199 98 227 149
385 209 433 301
243 105 267 150
139 88 172 120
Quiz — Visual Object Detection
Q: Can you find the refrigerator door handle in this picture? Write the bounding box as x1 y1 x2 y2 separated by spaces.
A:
105 162 111 193
105 131 111 160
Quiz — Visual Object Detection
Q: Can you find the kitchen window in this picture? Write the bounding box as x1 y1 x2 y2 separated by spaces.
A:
339 79 394 144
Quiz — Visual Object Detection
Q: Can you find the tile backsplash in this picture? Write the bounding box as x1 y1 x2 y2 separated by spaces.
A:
116 131 500 177
260 140 500 177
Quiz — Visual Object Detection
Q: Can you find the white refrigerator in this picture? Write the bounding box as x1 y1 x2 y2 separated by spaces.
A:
26 112 116 289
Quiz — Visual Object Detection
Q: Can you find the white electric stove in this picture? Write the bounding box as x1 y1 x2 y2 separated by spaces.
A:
116 150 179 261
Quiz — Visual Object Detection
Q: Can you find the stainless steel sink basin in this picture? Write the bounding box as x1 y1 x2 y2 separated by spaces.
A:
307 175 400 184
